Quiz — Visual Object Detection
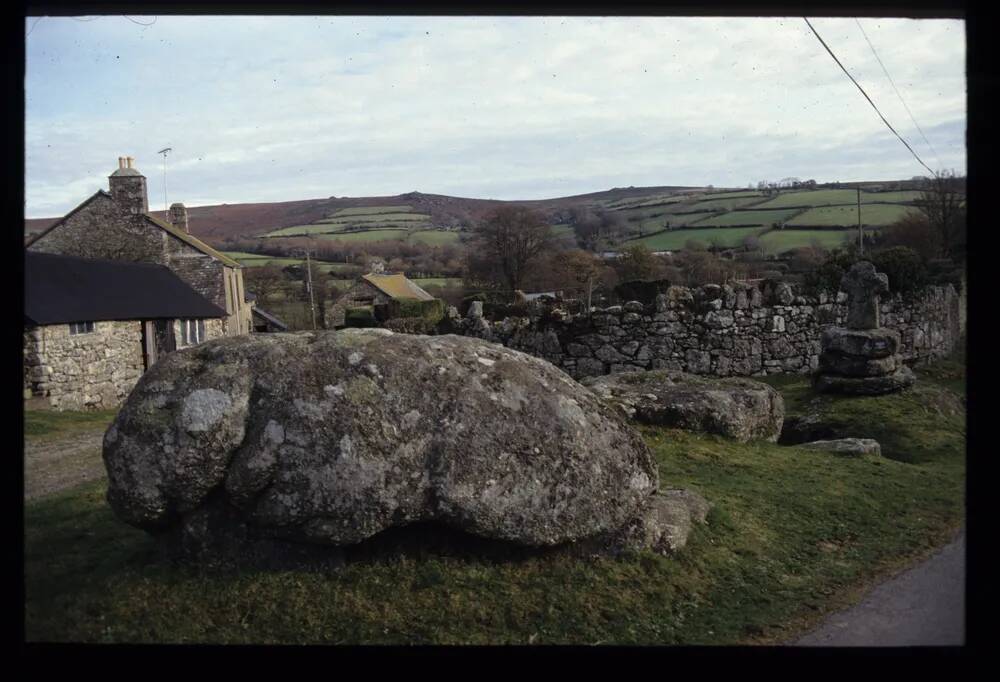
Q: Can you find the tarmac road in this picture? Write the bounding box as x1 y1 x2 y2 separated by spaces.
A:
793 528 965 647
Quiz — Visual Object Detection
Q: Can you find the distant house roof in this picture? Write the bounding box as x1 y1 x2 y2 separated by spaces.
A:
361 273 434 301
25 251 226 325
25 190 242 269
524 292 559 301
251 306 288 331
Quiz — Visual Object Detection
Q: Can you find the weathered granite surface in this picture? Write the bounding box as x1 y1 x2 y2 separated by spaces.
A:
103 329 707 564
582 370 784 442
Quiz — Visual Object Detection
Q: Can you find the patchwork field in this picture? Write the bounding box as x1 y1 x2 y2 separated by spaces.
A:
626 227 766 251
785 204 917 228
758 229 852 253
753 189 922 210
691 209 803 228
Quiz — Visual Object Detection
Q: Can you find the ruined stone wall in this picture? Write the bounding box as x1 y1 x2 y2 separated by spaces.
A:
449 281 961 380
325 281 392 328
27 193 167 264
23 321 144 411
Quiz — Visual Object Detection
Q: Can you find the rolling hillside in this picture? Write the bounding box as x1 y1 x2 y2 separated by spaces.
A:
25 180 933 255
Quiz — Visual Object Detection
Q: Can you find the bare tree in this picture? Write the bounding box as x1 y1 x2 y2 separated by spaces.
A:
914 170 966 259
554 249 607 311
468 205 553 292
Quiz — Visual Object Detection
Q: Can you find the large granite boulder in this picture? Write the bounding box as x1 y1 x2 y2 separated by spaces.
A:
103 329 699 564
581 370 784 442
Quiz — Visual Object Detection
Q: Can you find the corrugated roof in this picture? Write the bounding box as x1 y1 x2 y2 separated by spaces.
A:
361 273 435 301
25 251 226 325
142 214 242 268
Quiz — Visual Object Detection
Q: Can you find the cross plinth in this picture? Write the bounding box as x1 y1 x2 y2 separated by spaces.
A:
840 261 889 330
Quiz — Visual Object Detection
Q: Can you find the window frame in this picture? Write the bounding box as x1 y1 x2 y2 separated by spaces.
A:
68 321 95 335
181 319 206 346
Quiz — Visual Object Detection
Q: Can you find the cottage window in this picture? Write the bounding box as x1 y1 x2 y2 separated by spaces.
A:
182 319 206 345
69 321 95 335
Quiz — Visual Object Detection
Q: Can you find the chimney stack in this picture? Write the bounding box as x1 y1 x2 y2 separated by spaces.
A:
169 203 189 234
108 156 149 215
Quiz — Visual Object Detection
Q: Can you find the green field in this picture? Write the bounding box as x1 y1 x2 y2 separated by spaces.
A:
786 204 917 228
316 213 432 226
623 211 718 235
754 189 922 210
23 355 965 644
626 227 766 251
758 229 852 253
686 195 767 212
691 209 802 228
412 277 463 288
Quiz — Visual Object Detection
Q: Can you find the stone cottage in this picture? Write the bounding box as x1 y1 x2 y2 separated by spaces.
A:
24 251 226 410
26 156 254 340
326 272 435 328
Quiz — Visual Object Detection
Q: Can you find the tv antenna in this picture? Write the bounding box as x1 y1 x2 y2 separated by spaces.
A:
157 147 172 216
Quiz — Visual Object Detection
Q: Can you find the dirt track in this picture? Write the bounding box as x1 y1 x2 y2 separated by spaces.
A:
24 429 107 501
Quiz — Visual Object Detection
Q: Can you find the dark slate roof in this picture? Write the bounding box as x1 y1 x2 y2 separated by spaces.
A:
25 251 226 325
251 306 288 331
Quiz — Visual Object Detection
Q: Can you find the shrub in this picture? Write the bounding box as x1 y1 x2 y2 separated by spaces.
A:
870 246 929 296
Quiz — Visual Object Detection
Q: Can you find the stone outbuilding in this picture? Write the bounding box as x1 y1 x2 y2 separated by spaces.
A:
326 272 435 328
24 251 226 410
26 156 254 338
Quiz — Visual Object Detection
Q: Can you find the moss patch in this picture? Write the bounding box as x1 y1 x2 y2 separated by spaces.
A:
25 355 964 644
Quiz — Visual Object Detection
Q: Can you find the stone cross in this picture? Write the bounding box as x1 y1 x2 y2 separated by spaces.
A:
840 261 890 330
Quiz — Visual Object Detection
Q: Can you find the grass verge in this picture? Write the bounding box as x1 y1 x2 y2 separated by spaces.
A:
24 359 964 644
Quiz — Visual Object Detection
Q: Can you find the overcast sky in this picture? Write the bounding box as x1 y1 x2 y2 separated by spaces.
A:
24 15 965 218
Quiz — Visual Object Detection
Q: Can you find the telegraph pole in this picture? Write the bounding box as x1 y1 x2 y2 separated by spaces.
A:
305 249 317 330
857 186 863 254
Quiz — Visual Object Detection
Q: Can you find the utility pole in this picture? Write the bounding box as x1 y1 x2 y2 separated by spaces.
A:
305 249 317 330
857 186 863 254
157 147 172 216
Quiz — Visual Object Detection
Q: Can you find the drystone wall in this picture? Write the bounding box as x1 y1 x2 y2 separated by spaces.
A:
447 281 961 380
23 321 145 411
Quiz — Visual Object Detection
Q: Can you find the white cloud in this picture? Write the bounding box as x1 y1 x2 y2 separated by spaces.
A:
24 15 965 217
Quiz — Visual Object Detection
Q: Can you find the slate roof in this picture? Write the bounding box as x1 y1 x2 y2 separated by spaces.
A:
361 273 435 301
25 251 226 325
24 190 242 269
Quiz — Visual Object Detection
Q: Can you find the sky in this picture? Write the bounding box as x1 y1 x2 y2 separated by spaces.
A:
24 15 966 218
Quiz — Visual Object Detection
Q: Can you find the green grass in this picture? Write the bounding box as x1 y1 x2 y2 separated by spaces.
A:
222 251 271 261
691 209 803 227
411 277 463 288
754 189 922 210
626 227 766 251
24 408 119 441
686 196 768 212
785 204 918 228
24 355 964 645
758 229 851 253
317 213 430 225
315 229 412 243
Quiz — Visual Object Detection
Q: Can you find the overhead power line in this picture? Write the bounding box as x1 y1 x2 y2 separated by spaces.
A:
803 17 936 177
854 18 943 169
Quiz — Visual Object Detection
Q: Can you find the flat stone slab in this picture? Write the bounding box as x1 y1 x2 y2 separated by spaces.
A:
815 366 916 396
821 327 900 359
819 351 899 378
582 369 784 443
800 438 882 457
